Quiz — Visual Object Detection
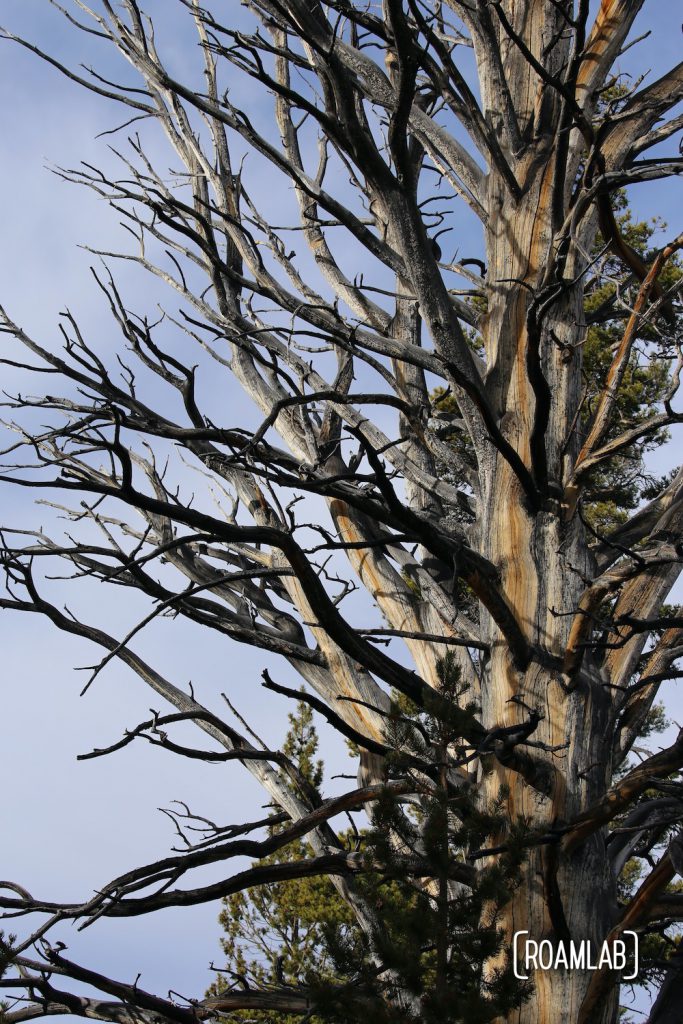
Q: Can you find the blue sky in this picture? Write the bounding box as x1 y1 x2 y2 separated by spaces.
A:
0 1 303 995
0 0 681 1014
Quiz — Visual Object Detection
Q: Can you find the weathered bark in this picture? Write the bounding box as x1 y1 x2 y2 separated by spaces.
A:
472 169 615 1020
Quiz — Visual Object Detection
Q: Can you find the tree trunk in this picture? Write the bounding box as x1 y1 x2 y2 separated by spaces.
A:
475 172 618 1021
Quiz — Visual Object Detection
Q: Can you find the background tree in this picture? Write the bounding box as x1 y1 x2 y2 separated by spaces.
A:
207 699 357 1024
0 2 682 1022
209 663 532 1024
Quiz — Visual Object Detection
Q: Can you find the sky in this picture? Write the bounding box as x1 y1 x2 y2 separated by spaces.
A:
0 0 321 1000
0 0 681 1017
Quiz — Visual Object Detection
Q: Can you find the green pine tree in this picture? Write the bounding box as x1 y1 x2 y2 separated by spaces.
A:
311 654 531 1023
210 665 531 1023
581 189 680 534
207 699 358 1024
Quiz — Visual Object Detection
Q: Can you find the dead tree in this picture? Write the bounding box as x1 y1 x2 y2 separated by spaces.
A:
0 2 682 1021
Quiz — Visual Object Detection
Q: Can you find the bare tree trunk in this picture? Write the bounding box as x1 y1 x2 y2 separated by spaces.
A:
472 174 614 1019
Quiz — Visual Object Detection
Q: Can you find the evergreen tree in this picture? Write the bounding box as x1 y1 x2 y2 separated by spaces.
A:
210 664 531 1022
207 701 357 1024
581 190 680 533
